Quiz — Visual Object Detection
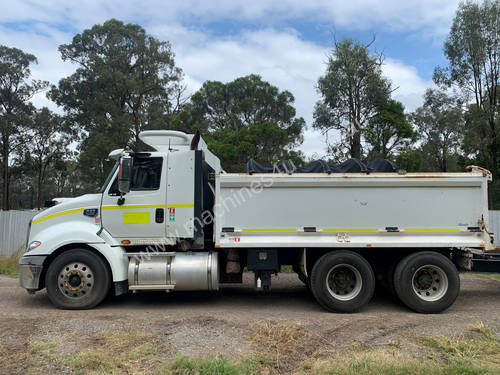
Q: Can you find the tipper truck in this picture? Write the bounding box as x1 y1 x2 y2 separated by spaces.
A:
19 130 500 313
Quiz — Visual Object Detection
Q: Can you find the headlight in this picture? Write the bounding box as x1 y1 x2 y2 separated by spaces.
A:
27 241 41 251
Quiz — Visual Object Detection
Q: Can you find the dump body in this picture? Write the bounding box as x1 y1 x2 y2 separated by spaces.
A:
215 171 493 250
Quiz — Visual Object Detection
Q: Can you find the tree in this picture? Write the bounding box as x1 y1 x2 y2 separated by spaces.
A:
313 38 392 159
49 19 184 188
434 0 500 204
410 89 463 172
173 75 305 171
20 107 71 208
0 46 48 210
394 148 423 172
365 99 415 159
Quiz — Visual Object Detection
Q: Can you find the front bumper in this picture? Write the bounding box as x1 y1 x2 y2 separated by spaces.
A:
19 255 46 292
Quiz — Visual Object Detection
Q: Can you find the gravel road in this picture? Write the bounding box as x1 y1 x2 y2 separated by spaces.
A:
0 273 499 373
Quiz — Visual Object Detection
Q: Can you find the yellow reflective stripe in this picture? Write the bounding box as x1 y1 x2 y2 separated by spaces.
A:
32 208 84 225
324 229 378 233
167 204 194 208
102 204 165 210
242 228 297 233
404 228 460 233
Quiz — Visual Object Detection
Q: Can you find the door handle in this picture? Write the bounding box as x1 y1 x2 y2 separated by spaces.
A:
155 208 164 223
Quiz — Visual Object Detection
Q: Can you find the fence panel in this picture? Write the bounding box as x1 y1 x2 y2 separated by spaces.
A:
0 210 37 257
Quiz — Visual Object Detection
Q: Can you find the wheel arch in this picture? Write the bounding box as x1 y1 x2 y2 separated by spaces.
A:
40 243 117 290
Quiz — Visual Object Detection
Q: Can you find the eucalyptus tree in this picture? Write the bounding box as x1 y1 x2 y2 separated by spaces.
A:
50 19 184 187
365 99 415 159
173 74 305 172
0 46 48 209
434 0 500 204
410 89 463 172
313 38 391 159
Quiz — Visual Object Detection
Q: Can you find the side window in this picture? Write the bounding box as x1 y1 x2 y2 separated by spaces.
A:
108 157 163 195
130 157 163 190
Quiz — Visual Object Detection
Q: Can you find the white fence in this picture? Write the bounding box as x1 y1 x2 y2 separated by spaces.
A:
1 209 500 257
0 210 37 257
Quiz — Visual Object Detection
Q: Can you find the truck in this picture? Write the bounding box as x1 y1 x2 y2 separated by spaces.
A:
19 130 500 313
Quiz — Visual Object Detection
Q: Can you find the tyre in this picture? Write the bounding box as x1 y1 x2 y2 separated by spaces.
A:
45 249 111 310
310 251 375 313
379 257 401 299
393 251 460 313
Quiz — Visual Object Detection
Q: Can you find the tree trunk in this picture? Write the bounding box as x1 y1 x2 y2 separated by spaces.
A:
351 131 361 159
351 118 362 159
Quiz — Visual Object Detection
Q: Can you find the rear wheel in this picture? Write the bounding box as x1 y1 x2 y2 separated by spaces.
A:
46 249 111 310
393 251 459 313
310 251 375 313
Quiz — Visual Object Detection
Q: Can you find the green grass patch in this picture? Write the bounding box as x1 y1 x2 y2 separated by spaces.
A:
469 273 500 281
156 354 272 375
0 251 21 277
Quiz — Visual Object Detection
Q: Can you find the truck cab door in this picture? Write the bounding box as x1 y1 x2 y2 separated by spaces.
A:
101 156 167 240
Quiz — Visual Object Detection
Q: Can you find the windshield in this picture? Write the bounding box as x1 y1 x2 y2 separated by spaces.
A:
97 161 119 193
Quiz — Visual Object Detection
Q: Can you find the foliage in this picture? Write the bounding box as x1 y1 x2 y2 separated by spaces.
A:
365 99 415 159
434 0 500 204
19 107 72 208
314 38 392 159
173 75 305 171
4 7 500 208
394 148 424 172
410 89 463 172
49 18 184 190
0 45 49 209
0 251 22 277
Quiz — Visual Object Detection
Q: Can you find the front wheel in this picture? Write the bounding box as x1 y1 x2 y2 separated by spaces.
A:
310 251 375 313
45 249 111 310
393 251 460 313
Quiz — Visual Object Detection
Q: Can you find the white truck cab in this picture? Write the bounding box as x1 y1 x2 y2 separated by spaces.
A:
19 130 499 313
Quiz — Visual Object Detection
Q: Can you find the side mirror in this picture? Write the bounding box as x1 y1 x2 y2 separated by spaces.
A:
118 156 133 194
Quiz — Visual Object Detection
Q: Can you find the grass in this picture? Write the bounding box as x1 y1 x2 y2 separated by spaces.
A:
413 323 500 375
469 273 500 281
0 330 164 374
156 354 272 375
250 320 311 371
0 251 21 277
64 330 161 374
2 324 498 375
417 329 500 364
2 307 498 375
251 320 309 355
297 322 500 375
297 348 492 375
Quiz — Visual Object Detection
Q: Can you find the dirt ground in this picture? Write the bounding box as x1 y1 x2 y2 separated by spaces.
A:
0 273 499 374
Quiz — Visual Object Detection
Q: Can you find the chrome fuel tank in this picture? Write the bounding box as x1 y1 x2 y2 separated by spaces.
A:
127 252 218 291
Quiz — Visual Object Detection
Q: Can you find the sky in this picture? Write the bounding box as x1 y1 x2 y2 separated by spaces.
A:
0 0 461 157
